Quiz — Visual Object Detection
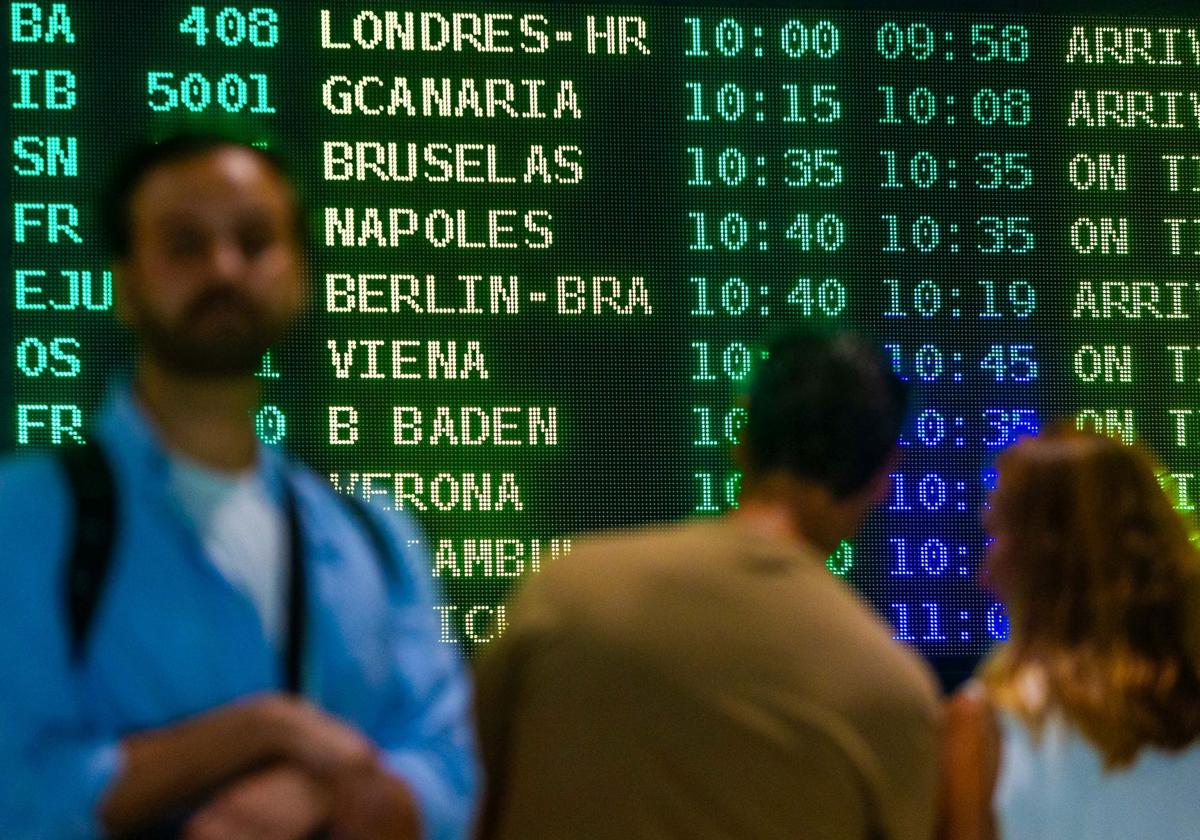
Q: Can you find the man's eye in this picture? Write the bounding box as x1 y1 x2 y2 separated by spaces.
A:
240 227 276 256
166 233 205 257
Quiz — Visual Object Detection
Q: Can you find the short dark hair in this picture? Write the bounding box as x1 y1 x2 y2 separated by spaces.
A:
100 134 304 259
744 331 909 497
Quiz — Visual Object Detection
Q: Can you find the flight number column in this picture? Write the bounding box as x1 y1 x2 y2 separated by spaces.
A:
10 2 92 449
162 5 287 444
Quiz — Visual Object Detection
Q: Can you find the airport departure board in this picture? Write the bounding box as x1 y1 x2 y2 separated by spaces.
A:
7 0 1200 664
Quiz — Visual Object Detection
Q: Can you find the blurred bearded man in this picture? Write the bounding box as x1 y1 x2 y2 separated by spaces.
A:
0 136 479 840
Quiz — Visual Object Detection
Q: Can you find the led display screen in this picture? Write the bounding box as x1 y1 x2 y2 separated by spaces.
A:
8 0 1199 668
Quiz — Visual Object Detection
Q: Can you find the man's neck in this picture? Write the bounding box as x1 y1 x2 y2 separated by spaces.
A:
731 498 831 555
135 360 260 471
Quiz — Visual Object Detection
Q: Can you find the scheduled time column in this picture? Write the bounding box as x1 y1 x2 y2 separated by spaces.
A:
682 13 853 572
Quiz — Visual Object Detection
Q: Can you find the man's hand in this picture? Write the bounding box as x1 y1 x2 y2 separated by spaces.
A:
328 768 422 840
100 694 379 836
183 765 329 840
264 696 379 779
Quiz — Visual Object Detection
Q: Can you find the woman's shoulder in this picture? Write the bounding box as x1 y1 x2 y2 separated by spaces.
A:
939 681 1003 840
946 681 999 740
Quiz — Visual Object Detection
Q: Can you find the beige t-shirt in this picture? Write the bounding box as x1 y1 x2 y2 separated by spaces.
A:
475 517 941 840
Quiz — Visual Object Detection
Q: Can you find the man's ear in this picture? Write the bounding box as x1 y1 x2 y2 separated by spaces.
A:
864 447 902 507
728 396 751 471
111 263 133 326
294 252 310 314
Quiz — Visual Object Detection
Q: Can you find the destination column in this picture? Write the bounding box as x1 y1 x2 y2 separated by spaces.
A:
311 8 655 649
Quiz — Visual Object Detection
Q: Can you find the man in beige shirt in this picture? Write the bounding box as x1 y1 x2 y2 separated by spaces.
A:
475 332 941 840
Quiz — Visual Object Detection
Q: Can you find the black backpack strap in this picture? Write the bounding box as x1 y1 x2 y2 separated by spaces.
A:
60 441 118 665
280 480 308 697
279 475 398 697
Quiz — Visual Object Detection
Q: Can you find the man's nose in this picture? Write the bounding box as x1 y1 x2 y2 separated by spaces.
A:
206 238 247 283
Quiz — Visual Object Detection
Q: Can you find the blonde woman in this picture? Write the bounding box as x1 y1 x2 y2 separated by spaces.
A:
941 428 1200 839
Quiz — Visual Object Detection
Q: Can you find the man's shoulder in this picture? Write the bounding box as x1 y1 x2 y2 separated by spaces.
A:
632 521 938 707
518 518 938 689
0 451 70 515
0 449 67 483
282 461 428 584
541 519 720 589
835 607 939 703
282 459 341 501
284 463 419 539
505 520 710 627
783 559 938 700
566 518 729 561
0 452 74 586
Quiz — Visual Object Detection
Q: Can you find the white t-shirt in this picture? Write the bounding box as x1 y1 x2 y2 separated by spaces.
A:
167 455 288 647
995 707 1200 839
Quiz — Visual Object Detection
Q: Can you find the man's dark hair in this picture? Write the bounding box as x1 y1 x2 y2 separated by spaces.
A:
100 133 305 259
744 331 909 497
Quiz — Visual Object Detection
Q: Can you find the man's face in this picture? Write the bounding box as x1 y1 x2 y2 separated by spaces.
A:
117 146 304 377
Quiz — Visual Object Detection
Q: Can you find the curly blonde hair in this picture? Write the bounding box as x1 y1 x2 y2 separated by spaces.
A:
982 427 1200 768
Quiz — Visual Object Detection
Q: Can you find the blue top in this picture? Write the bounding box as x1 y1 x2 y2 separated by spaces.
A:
995 708 1200 839
0 390 479 840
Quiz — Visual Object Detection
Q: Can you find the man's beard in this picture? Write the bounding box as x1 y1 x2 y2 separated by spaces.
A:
131 288 292 377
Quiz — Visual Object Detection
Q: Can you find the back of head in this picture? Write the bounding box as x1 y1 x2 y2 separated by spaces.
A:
744 331 908 498
983 427 1200 767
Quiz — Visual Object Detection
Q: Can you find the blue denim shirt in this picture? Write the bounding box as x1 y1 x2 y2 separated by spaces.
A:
0 390 479 839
